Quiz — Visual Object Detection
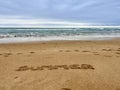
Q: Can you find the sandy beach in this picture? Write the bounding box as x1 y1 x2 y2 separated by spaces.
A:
0 39 120 90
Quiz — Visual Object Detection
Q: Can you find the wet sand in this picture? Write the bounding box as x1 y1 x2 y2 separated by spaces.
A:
0 39 120 90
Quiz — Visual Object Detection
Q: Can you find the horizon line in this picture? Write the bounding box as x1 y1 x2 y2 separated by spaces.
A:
0 26 120 28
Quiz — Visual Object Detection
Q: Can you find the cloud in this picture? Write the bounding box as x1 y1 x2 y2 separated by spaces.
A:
0 0 119 26
0 17 91 27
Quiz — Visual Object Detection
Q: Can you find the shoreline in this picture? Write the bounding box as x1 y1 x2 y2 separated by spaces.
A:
0 37 120 45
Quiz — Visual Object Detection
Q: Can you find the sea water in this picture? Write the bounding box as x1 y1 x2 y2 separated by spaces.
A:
0 28 120 43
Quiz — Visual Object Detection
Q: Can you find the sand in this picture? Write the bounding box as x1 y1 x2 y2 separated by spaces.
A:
0 39 120 90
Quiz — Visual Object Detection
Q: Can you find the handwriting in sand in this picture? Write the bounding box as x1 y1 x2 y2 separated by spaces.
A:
16 64 95 71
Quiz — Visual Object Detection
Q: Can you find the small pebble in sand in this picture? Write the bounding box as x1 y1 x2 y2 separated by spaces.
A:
116 52 120 54
62 88 72 90
74 50 79 52
82 50 89 52
30 52 35 54
65 50 70 52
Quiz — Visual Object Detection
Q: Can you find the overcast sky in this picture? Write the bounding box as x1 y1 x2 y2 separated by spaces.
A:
0 0 120 27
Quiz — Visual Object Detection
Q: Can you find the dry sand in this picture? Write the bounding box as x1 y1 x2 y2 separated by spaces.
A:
0 39 120 90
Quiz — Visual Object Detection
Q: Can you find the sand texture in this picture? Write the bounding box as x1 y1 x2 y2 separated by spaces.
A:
0 40 120 90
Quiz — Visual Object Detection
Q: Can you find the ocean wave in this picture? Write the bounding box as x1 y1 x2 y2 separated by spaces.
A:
0 28 120 43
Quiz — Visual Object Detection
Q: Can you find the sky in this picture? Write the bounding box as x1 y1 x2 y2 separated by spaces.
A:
0 0 120 27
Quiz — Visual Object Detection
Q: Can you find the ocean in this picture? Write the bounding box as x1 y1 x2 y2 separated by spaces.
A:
0 28 120 43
